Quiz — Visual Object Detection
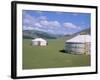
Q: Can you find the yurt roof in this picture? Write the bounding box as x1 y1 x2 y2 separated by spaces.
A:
66 35 91 43
32 38 46 42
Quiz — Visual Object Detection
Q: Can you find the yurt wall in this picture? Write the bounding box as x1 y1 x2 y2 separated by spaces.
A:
65 35 91 55
31 38 47 46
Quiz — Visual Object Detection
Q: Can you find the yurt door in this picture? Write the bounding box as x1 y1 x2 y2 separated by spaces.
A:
38 41 41 46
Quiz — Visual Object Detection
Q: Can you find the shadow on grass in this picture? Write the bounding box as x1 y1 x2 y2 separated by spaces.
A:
59 49 66 53
59 49 72 55
59 50 88 55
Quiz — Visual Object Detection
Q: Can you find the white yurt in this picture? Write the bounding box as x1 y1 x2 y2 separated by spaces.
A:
65 35 91 55
32 38 47 46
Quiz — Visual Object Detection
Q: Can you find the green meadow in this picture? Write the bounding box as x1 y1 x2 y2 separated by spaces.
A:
23 38 90 69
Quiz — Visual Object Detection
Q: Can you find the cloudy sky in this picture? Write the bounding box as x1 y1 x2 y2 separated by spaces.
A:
22 10 91 35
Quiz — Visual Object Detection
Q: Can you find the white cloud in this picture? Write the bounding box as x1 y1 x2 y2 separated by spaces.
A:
38 16 47 21
40 20 61 28
23 13 37 27
23 14 61 31
63 22 81 29
23 26 34 30
50 21 61 27
34 23 42 28
40 20 49 26
72 13 78 16
23 12 81 35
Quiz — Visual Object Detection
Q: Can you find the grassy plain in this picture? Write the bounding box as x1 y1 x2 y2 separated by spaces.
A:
23 39 90 69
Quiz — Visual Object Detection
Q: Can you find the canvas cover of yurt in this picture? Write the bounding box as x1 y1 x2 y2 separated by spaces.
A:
32 38 47 46
65 35 91 55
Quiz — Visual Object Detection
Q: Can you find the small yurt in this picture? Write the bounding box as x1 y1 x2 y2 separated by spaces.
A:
65 35 91 55
32 38 47 46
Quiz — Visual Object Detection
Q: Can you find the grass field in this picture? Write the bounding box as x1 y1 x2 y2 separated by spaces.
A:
23 38 90 69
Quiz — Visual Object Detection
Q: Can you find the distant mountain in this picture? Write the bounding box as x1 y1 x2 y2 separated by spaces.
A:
23 30 59 39
76 28 90 35
64 28 90 40
23 28 90 39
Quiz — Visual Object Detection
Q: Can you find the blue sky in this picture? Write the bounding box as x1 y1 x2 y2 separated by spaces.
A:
22 10 91 35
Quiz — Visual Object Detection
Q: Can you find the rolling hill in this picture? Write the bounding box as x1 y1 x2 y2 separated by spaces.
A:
23 30 59 39
23 28 90 39
63 28 90 40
